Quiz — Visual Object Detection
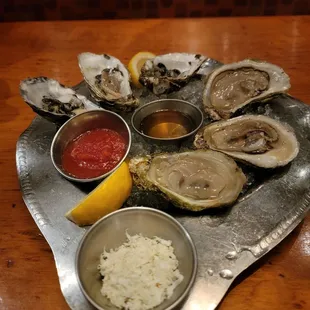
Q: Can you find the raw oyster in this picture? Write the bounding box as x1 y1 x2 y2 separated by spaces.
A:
139 53 206 95
194 115 299 168
20 77 99 123
78 52 138 110
129 150 246 211
203 59 291 120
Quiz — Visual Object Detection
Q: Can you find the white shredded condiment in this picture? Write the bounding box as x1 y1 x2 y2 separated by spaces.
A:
98 232 184 310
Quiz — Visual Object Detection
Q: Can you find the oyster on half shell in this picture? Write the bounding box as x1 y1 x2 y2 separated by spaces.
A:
129 150 246 211
78 52 138 110
20 77 99 124
203 59 291 120
194 115 299 168
139 53 206 95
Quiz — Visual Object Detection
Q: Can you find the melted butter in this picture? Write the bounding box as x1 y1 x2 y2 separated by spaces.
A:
140 110 194 139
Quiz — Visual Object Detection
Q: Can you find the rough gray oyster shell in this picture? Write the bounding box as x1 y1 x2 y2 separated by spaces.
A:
203 59 291 120
139 53 207 95
129 150 246 211
194 115 299 168
19 77 99 124
78 52 138 111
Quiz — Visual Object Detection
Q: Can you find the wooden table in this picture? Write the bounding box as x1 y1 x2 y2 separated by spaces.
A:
1 16 310 310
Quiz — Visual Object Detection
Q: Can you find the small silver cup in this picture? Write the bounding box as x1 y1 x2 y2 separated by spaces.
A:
51 110 131 183
131 99 204 145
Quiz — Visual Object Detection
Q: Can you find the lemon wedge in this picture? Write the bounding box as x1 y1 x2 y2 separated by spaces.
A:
65 162 132 226
128 51 156 88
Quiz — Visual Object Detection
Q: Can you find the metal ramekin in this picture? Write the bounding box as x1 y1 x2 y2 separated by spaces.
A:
131 99 204 145
51 110 131 183
76 207 198 310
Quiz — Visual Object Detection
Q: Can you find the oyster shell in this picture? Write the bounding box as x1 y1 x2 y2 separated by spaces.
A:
20 77 99 123
203 59 291 120
139 53 206 95
194 115 299 168
78 52 138 110
129 150 246 211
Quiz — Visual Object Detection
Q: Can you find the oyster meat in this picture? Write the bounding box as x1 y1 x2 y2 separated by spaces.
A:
194 115 299 168
78 52 138 110
139 53 206 95
20 77 99 123
203 59 291 120
129 150 246 211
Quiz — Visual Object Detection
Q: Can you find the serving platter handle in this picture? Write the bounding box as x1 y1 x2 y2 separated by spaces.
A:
53 245 95 310
182 278 233 310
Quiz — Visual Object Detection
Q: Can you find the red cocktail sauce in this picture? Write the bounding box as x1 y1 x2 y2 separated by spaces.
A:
62 128 127 179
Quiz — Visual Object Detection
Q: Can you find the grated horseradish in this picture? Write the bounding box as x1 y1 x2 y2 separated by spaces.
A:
98 232 184 310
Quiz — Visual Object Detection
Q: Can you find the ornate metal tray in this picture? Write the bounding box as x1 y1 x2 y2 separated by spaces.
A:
16 77 310 310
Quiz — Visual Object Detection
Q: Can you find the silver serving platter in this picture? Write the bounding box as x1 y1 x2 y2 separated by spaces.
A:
16 75 310 310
